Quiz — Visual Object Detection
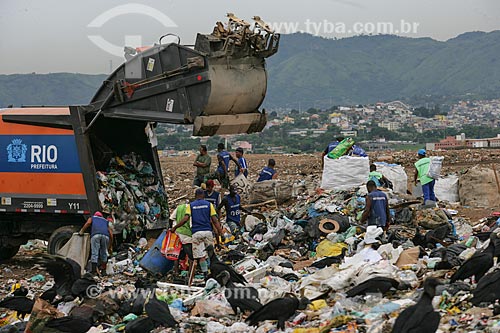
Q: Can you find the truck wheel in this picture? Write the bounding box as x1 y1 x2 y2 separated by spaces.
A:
48 226 79 255
0 246 19 260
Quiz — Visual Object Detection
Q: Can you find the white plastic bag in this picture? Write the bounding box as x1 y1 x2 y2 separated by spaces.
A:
427 156 444 179
231 173 251 197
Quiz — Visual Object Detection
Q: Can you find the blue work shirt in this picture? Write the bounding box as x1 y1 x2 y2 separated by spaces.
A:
235 157 248 177
204 190 221 207
91 216 110 237
187 199 216 233
367 190 388 227
216 151 231 174
225 194 241 224
257 166 276 182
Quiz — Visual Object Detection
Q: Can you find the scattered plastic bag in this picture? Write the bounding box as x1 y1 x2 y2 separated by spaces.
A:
161 230 182 260
327 138 355 159
316 240 348 258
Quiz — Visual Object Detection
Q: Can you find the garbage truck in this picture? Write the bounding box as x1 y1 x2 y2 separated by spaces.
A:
0 15 279 259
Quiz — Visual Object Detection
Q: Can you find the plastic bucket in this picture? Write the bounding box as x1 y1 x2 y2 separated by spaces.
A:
139 230 174 275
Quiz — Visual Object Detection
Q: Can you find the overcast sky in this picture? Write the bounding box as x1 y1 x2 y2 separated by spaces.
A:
1 0 499 74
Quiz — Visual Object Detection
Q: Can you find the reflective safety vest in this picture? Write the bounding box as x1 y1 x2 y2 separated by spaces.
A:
369 171 383 187
415 157 433 185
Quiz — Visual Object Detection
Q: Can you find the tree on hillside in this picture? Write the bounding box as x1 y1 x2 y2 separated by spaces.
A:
413 105 447 118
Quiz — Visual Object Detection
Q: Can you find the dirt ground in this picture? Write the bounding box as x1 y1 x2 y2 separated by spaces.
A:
161 153 322 195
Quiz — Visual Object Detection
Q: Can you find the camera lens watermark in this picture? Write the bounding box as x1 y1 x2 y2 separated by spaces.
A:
87 3 177 57
86 285 103 298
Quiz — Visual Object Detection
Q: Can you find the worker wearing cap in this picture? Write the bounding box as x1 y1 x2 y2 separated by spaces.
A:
171 188 223 276
79 211 113 274
414 149 436 203
234 147 248 178
204 179 221 208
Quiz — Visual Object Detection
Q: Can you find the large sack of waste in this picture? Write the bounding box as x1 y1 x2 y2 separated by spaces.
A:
250 180 293 204
435 174 460 203
373 162 408 194
230 174 252 198
57 233 90 275
321 156 369 190
459 166 500 207
416 208 450 229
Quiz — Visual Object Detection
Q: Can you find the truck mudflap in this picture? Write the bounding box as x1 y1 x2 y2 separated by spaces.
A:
89 14 279 136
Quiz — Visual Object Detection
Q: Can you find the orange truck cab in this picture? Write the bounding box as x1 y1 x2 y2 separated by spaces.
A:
0 106 167 258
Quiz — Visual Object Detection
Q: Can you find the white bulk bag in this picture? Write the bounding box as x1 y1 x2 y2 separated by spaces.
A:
374 162 408 194
435 174 460 203
321 156 370 190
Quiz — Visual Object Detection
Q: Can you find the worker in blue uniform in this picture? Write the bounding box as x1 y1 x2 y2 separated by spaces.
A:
257 158 277 182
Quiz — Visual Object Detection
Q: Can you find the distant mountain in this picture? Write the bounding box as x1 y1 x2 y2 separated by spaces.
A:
0 73 107 107
265 31 500 108
1 30 500 108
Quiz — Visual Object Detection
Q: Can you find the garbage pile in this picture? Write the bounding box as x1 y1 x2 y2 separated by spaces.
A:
96 152 169 232
6 157 500 332
1 184 498 332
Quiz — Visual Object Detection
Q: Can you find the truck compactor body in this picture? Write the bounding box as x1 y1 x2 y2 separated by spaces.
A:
0 15 279 259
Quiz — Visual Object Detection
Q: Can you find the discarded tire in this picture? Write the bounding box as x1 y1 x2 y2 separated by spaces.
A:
0 246 19 260
48 225 79 255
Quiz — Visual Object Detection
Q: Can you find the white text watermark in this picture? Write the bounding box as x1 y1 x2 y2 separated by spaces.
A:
269 19 420 36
